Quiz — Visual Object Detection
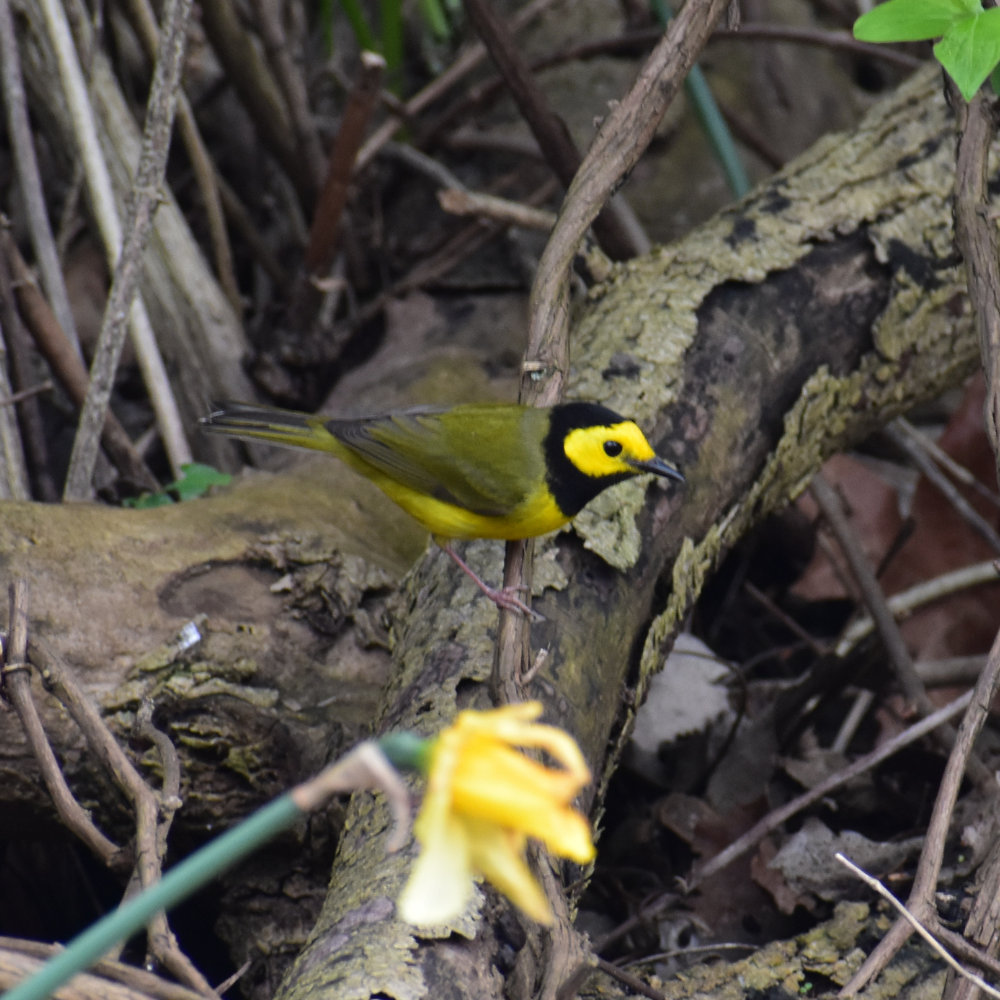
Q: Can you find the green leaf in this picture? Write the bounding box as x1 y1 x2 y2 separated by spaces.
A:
170 463 232 502
854 0 980 42
338 0 378 53
991 60 1000 93
935 8 1000 100
123 491 174 509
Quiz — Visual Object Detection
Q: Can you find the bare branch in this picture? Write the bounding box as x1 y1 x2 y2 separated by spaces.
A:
63 0 195 496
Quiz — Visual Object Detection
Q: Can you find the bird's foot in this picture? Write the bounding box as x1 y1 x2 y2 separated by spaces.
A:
441 544 544 621
480 583 545 622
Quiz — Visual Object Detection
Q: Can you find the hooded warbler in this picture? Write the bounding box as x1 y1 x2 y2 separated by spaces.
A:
201 401 684 614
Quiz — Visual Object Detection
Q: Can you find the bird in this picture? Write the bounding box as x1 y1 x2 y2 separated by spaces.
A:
201 401 684 616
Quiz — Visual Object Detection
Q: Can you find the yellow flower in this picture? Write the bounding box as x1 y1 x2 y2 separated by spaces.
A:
398 702 595 926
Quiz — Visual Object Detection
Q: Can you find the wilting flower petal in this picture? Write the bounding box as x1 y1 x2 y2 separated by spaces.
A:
399 703 595 926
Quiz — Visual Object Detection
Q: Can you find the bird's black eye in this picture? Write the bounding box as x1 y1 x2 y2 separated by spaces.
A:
604 440 623 457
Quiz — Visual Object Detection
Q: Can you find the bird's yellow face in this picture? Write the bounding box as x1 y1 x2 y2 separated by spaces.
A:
562 421 657 478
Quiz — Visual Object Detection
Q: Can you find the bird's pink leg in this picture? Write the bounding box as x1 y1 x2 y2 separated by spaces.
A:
440 543 543 621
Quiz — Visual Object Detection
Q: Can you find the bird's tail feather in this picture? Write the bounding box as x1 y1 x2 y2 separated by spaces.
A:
200 402 342 454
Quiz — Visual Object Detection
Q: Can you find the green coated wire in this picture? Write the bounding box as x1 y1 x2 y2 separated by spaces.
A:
4 794 302 1000
649 0 750 199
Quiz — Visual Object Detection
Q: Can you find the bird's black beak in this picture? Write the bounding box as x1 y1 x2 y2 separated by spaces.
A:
629 456 685 482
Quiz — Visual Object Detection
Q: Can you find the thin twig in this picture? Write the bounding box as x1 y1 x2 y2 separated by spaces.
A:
438 188 557 230
596 957 666 1000
1 582 124 867
0 296 30 500
28 637 216 997
712 24 924 69
838 560 1000 655
744 581 827 655
0 939 206 1000
281 52 385 347
248 0 325 190
841 624 1000 995
929 916 1000 982
836 854 1000 1000
197 0 311 207
811 473 935 714
0 381 54 407
884 422 1000 555
463 0 646 260
894 417 1000 509
952 87 1000 480
0 0 81 351
217 175 290 288
63 0 195 496
3 232 159 491
116 0 242 314
0 239 57 499
354 0 561 174
297 175 560 365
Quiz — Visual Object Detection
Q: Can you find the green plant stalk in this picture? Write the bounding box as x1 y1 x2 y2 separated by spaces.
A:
3 795 301 1000
684 64 750 198
319 0 334 56
418 0 449 40
380 0 404 86
649 0 750 198
338 0 378 54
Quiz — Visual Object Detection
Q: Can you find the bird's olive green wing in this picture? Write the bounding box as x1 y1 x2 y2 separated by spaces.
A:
327 404 550 517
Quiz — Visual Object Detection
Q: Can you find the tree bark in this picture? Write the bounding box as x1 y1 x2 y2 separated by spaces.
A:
274 65 980 1000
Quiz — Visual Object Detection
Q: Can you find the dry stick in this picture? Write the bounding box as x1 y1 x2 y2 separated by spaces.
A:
4 235 160 492
942 839 1000 1000
355 0 562 173
0 381 54 407
810 473 937 716
39 0 191 490
216 175 290 288
438 188 557 230
248 0 325 191
954 89 1000 477
840 626 1000 996
492 0 733 706
0 939 205 1000
592 689 976 956
0 0 81 352
811 474 996 788
462 0 647 261
711 24 924 68
63 0 195 499
27 637 217 998
836 854 1000 1000
285 51 385 336
895 416 1000 509
837 560 1000 655
744 580 827 655
931 921 1000 982
716 98 786 169
0 582 123 867
0 305 30 500
595 957 667 1000
197 0 312 208
300 174 561 365
116 0 241 315
0 241 57 500
884 422 1000 555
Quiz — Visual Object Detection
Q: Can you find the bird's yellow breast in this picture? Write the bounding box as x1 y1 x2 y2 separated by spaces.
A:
373 475 569 541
